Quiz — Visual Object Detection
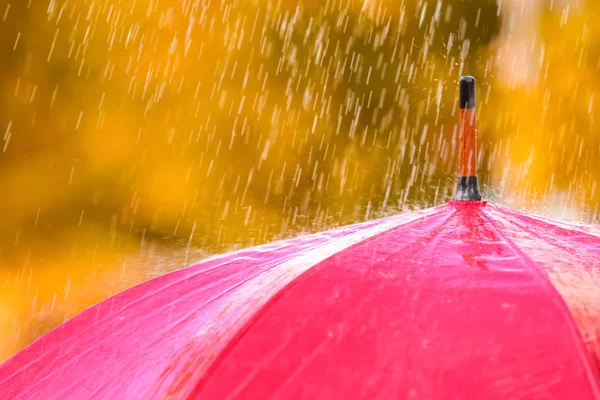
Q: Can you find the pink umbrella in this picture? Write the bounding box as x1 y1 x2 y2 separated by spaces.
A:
1 77 599 400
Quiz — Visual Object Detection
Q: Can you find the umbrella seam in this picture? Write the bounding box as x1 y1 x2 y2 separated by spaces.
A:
0 223 390 384
492 205 600 241
264 210 462 400
481 209 600 398
0 208 445 398
185 206 455 399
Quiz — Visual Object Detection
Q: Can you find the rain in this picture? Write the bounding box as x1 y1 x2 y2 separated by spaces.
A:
0 0 598 365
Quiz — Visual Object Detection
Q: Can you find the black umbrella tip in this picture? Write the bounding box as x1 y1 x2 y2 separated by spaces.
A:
460 76 476 109
453 176 482 201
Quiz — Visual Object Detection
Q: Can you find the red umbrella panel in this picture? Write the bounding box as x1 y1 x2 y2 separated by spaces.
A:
1 77 599 400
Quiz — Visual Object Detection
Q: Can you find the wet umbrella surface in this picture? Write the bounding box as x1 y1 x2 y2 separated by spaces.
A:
0 78 599 399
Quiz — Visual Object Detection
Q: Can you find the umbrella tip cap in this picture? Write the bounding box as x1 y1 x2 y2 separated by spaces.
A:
460 76 476 109
453 176 482 201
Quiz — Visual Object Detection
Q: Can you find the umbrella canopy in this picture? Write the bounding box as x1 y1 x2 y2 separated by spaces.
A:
1 78 600 400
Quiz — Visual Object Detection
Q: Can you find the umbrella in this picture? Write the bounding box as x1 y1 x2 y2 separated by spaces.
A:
1 77 599 400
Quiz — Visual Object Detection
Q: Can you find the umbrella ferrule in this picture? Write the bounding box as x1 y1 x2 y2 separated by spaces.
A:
453 176 482 201
454 76 482 201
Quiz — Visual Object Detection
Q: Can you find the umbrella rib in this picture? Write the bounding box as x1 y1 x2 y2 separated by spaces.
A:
0 223 381 386
187 206 457 399
491 205 600 241
480 209 600 397
264 214 464 399
0 208 447 400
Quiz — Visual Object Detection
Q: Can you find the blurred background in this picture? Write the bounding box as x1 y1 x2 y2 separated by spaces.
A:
0 0 598 361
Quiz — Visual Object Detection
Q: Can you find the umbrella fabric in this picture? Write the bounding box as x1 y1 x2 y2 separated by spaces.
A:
0 202 599 399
